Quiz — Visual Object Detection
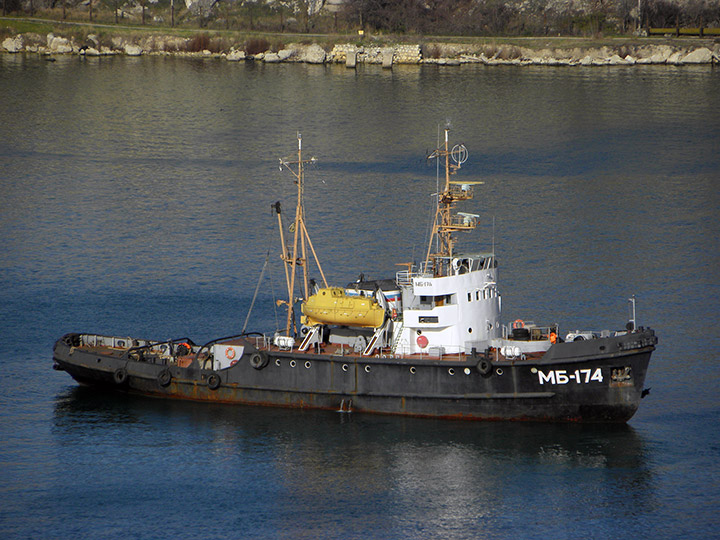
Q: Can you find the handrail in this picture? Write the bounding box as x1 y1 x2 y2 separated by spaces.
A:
396 268 434 285
448 184 474 199
505 323 559 341
127 336 195 354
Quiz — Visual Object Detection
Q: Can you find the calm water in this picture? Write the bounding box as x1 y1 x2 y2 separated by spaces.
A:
1 54 719 539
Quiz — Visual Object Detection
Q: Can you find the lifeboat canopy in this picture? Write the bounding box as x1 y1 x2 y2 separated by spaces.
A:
302 287 386 328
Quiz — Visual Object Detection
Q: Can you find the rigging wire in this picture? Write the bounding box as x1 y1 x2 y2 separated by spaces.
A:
436 123 441 255
241 250 270 334
420 123 442 271
269 256 280 332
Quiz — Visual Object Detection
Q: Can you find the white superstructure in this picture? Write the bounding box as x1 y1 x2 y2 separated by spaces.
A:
393 254 502 355
382 128 503 356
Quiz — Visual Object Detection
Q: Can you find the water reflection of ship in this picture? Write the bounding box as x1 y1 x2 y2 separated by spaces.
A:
54 386 652 489
52 386 655 540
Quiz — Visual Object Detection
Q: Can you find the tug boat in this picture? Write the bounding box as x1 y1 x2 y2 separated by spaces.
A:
53 130 657 422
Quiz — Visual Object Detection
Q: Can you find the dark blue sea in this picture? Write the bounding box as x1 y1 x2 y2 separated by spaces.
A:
1 54 718 539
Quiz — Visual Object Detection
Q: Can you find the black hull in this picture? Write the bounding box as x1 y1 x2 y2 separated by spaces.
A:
53 329 655 423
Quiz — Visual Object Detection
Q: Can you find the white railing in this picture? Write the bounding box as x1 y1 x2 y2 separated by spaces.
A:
396 265 434 286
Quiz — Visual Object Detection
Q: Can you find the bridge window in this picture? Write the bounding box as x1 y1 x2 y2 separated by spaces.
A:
420 294 456 308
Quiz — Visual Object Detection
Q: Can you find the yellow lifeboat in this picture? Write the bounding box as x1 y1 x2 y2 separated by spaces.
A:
302 287 386 328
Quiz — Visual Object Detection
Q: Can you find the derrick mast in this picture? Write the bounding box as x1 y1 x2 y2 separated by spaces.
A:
274 134 328 337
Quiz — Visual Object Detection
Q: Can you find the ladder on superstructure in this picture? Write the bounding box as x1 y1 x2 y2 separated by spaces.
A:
390 322 404 355
299 325 321 352
362 319 392 356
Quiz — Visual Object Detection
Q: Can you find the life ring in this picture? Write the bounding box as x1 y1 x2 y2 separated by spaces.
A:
549 332 557 344
249 352 268 370
477 358 493 376
176 342 191 356
157 368 172 387
207 373 221 390
113 367 128 385
512 319 525 329
225 347 236 360
391 308 398 321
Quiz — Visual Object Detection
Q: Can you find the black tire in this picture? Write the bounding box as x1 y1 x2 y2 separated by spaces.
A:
113 367 128 385
157 368 172 387
249 352 268 370
477 358 493 376
207 373 221 390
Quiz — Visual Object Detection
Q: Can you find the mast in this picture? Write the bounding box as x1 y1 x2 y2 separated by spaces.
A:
424 128 478 276
277 133 328 337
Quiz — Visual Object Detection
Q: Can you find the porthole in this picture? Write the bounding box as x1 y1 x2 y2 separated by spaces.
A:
342 364 349 372
275 359 281 367
304 361 311 369
464 368 471 375
496 368 504 376
290 360 296 368
410 366 416 374
364 365 371 373
448 368 455 376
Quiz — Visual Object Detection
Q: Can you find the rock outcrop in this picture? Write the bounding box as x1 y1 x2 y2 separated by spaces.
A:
300 44 326 64
226 49 246 61
682 47 714 63
2 31 719 68
123 43 142 56
47 33 73 54
2 36 23 53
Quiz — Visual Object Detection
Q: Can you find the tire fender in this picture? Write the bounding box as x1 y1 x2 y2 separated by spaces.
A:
113 367 128 385
157 368 172 387
207 372 221 390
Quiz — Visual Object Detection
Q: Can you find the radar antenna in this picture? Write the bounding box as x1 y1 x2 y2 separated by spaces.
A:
451 144 468 167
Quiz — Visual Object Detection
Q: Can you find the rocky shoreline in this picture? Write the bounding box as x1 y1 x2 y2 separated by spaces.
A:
3 32 720 67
